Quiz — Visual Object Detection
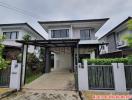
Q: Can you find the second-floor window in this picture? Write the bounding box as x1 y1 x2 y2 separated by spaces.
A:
80 29 91 40
3 31 19 40
51 29 69 38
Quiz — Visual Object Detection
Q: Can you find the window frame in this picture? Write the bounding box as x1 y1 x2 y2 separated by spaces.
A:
51 29 69 38
80 29 92 40
3 31 19 40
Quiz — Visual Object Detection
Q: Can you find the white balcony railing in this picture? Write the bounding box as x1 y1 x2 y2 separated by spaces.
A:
117 41 127 48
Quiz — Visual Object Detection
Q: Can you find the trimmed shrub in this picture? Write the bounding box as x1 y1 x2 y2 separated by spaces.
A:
127 55 132 64
84 58 129 65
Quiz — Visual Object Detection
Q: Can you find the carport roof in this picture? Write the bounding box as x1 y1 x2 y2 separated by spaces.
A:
16 39 80 47
16 39 108 48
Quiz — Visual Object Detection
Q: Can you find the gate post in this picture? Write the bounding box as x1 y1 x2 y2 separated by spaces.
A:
9 60 21 91
112 63 126 92
78 60 89 90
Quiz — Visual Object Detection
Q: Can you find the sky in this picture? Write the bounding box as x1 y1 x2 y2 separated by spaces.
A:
0 0 132 39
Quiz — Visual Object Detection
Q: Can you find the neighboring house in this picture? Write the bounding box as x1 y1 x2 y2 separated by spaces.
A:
0 23 44 60
38 18 108 71
99 17 132 57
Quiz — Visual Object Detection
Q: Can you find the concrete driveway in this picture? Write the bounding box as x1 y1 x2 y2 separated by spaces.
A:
2 70 81 100
23 70 75 90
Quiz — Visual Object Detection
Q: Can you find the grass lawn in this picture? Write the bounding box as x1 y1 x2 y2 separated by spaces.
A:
25 73 43 84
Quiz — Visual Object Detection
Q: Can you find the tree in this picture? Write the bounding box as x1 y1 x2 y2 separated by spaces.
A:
23 34 31 42
123 19 132 64
123 19 132 47
0 35 9 69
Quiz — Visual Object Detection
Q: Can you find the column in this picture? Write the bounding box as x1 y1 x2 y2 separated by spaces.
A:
71 47 74 72
21 44 28 86
45 47 51 73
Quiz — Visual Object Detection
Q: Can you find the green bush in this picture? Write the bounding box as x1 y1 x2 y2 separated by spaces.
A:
84 58 129 65
0 35 9 70
27 53 39 69
127 55 132 64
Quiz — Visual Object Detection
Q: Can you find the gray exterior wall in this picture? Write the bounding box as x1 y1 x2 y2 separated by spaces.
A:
99 18 132 54
107 33 117 53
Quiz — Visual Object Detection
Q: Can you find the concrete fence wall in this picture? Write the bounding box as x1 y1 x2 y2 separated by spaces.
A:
78 60 129 92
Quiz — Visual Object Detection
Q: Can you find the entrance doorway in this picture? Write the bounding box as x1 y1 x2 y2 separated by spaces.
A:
51 54 54 69
50 47 72 72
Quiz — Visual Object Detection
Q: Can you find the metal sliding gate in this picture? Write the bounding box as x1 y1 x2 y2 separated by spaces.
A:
88 65 114 90
0 66 11 87
124 65 132 90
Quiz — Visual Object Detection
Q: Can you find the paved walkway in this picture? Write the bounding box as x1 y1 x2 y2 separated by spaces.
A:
23 70 75 90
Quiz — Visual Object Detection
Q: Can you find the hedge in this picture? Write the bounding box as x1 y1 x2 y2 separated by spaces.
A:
83 58 131 65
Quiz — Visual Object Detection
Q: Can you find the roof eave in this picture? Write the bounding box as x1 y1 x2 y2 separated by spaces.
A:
99 16 132 40
0 23 45 40
38 18 109 25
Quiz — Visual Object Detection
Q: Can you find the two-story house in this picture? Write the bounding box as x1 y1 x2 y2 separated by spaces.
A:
0 23 44 60
36 18 109 72
99 17 132 58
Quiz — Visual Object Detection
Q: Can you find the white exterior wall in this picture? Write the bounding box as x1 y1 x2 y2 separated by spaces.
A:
48 26 97 41
1 28 23 47
0 27 40 54
47 24 99 71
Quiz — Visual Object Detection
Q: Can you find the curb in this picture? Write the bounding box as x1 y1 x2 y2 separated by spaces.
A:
0 89 17 99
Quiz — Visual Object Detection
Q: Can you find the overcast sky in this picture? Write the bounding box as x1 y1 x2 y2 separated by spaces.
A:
0 0 132 39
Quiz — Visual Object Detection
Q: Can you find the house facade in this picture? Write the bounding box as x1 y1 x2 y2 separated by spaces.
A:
0 23 44 60
99 17 132 57
38 18 108 71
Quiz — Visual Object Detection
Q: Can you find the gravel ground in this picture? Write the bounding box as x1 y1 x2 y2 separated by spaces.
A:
2 90 81 100
82 90 129 100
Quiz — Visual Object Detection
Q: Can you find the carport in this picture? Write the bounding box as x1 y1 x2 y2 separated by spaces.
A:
16 39 80 89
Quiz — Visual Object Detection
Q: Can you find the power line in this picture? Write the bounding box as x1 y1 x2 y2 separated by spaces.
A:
0 1 41 19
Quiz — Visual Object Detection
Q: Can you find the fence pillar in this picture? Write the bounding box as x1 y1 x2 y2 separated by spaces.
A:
78 60 89 90
112 63 126 92
10 60 21 91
